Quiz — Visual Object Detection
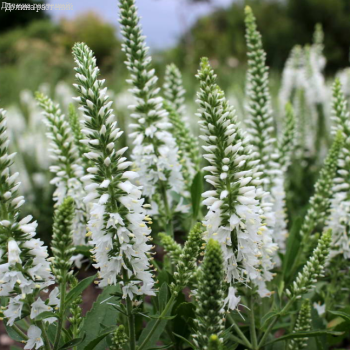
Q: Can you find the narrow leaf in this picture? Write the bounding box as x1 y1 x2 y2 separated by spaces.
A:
264 330 343 346
65 274 96 310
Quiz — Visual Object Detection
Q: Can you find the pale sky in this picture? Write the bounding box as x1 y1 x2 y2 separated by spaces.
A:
48 0 233 49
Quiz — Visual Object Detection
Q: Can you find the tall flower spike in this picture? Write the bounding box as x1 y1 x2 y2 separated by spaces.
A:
72 42 155 299
196 58 277 300
326 79 350 258
271 103 296 253
279 45 304 107
278 103 296 172
68 103 91 167
118 0 184 200
36 93 87 246
289 300 312 350
0 108 54 321
163 64 201 179
110 325 128 350
193 239 225 350
68 277 83 341
300 131 343 248
51 197 75 282
244 6 277 186
171 222 204 294
159 232 182 264
286 230 332 299
245 6 289 255
164 63 186 116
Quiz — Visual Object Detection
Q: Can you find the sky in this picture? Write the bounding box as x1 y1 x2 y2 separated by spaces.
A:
48 0 233 49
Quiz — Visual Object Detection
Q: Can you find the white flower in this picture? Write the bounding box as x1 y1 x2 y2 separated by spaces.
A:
24 326 44 350
197 60 277 306
313 302 326 316
30 297 52 320
224 287 241 310
48 287 60 307
72 43 155 300
4 295 23 326
8 239 21 265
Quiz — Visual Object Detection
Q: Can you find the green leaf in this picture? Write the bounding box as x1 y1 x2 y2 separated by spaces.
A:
191 171 203 220
74 245 92 258
4 323 25 342
138 299 176 350
172 302 195 345
59 334 86 350
34 311 58 321
77 285 120 350
261 310 280 329
64 274 96 310
264 330 343 346
158 283 169 312
282 217 302 281
329 310 350 323
173 333 196 349
83 327 115 350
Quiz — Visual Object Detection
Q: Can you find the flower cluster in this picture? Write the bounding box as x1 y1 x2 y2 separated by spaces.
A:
36 93 87 246
279 45 305 108
244 6 277 184
163 63 200 175
245 6 292 253
159 232 183 264
118 0 184 200
51 196 75 282
286 230 332 298
300 130 342 251
72 42 155 299
289 300 312 350
326 79 350 258
196 58 277 302
68 103 91 168
0 108 54 329
193 239 225 349
171 222 204 294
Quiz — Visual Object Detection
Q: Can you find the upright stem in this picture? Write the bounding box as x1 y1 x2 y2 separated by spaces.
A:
36 320 51 350
53 279 66 350
126 296 136 350
160 184 173 237
12 323 28 341
249 295 258 349
258 298 295 348
227 314 252 349
138 294 176 350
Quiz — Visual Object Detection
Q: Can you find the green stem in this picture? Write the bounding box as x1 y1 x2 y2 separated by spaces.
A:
249 295 258 349
227 333 248 347
138 294 176 350
36 320 51 350
227 314 252 349
126 296 136 350
160 184 173 237
53 279 67 350
258 298 295 348
12 323 28 341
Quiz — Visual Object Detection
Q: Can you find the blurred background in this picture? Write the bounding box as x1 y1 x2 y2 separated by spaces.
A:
1 0 350 107
0 0 349 251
